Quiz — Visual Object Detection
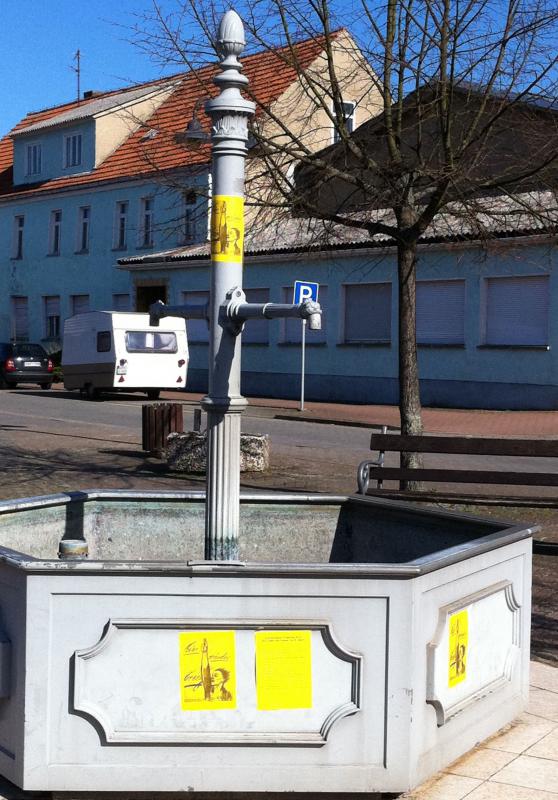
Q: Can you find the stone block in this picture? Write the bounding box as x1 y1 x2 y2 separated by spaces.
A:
165 431 270 473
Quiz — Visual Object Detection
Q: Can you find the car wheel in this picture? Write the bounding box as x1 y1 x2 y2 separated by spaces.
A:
40 383 52 390
147 389 161 400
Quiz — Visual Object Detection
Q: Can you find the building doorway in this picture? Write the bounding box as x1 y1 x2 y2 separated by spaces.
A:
136 284 167 312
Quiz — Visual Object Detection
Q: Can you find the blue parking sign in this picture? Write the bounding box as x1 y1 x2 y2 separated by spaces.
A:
293 280 319 304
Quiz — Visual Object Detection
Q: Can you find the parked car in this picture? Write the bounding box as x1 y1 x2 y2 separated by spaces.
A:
0 343 54 389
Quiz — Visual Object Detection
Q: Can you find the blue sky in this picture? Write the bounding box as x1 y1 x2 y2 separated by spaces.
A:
0 0 180 137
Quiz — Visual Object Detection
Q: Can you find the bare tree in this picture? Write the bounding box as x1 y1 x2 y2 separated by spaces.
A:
133 0 558 479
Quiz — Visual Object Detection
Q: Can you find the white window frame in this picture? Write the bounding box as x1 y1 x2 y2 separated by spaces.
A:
416 279 466 345
26 143 41 176
481 274 550 347
49 210 62 256
76 206 90 252
332 100 356 143
139 197 154 248
341 281 392 344
113 201 128 250
63 133 82 168
44 295 61 339
25 142 42 176
12 215 24 259
181 190 198 244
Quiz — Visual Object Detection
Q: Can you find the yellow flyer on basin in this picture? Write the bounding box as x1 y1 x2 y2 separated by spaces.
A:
179 630 236 710
255 630 312 710
210 195 244 263
448 609 468 687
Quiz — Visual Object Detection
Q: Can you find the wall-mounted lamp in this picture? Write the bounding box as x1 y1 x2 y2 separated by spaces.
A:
174 98 210 147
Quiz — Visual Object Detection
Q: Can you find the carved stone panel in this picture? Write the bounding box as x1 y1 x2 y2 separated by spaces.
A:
426 580 521 725
72 619 361 745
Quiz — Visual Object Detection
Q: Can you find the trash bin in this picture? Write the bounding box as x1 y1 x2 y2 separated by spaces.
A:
0 490 532 794
141 402 184 455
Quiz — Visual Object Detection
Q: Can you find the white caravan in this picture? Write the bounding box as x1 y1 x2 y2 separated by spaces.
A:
62 311 188 399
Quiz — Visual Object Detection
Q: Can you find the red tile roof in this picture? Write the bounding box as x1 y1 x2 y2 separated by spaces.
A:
0 35 329 200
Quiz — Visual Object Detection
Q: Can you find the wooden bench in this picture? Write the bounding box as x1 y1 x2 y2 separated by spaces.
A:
357 431 558 556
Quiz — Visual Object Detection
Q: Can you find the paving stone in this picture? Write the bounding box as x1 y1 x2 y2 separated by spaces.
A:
446 747 517 779
402 773 482 800
491 754 558 793
485 713 558 754
527 728 558 760
531 662 558 695
466 782 558 799
528 689 558 722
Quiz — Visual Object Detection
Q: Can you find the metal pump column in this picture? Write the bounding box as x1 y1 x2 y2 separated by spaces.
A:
149 10 321 561
203 10 255 560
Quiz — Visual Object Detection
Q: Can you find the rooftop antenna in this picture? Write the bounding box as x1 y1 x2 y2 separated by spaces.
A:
71 50 81 104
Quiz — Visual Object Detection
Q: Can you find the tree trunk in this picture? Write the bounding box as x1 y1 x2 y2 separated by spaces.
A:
397 240 424 490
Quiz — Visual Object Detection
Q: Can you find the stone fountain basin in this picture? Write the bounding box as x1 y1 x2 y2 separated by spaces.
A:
0 490 533 794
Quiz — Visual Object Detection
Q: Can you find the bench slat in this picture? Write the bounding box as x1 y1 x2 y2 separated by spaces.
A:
369 434 558 457
365 467 558 486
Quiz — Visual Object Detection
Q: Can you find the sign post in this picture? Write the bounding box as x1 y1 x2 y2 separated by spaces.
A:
293 281 319 411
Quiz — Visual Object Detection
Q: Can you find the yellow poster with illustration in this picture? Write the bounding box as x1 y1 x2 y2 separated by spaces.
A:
255 630 312 711
448 610 468 687
210 195 244 263
179 630 236 711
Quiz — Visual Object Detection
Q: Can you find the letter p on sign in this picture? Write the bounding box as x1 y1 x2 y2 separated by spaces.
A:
293 281 319 304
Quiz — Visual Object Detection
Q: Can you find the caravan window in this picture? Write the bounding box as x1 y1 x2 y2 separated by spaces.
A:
97 331 111 352
125 331 178 353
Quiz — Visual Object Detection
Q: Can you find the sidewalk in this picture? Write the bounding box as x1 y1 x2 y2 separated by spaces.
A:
160 390 558 437
404 661 558 800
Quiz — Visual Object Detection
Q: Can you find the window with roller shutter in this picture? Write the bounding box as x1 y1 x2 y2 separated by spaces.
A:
417 280 465 345
482 275 549 346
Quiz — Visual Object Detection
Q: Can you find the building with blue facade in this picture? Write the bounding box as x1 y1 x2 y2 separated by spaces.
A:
119 211 558 409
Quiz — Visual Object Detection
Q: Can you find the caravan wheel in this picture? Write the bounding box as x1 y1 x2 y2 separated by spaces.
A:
84 383 101 401
146 389 161 401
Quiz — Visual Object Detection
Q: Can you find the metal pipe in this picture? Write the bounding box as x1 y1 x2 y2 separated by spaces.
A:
149 299 208 327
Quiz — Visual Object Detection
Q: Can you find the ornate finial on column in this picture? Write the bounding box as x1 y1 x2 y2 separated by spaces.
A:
207 9 255 146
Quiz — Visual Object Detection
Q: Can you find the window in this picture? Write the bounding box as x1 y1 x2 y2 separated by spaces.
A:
482 275 549 346
333 101 356 143
12 215 24 259
417 280 465 345
343 283 391 343
97 331 111 352
112 293 130 311
71 294 90 316
64 133 82 168
181 190 198 244
181 291 209 342
140 197 154 247
114 201 128 249
26 143 41 176
49 210 62 255
76 206 90 252
44 296 60 338
244 288 269 344
11 297 29 341
281 285 327 343
125 331 177 353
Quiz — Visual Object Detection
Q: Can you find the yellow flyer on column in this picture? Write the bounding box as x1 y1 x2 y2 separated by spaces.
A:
448 609 468 687
210 195 244 263
179 630 236 710
255 629 312 710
